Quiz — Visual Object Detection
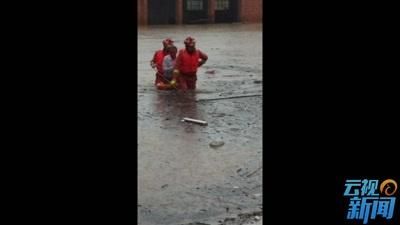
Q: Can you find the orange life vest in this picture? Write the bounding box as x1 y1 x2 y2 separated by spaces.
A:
177 49 200 75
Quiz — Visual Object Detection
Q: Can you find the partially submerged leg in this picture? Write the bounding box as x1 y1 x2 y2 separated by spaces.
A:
187 75 197 90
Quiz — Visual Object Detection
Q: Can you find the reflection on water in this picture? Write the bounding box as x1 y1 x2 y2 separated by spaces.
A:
153 90 199 120
153 90 203 148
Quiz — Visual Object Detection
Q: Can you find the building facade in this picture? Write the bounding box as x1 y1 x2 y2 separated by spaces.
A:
138 0 262 25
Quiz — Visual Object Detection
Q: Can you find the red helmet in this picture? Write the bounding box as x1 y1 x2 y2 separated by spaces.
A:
184 36 196 46
162 38 174 46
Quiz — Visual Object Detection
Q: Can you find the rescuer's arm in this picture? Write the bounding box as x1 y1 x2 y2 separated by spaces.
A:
198 50 208 67
170 51 183 86
150 52 157 68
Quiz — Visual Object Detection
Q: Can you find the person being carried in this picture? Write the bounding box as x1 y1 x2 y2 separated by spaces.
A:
150 38 174 90
157 45 178 90
171 36 208 91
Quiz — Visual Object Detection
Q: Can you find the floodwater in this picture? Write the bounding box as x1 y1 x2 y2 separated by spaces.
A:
138 24 262 225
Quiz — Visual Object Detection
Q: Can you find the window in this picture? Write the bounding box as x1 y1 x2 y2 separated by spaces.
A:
187 0 203 11
216 0 229 10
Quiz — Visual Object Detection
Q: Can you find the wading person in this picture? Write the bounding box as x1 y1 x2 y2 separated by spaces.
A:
157 45 178 90
150 38 174 90
171 36 208 91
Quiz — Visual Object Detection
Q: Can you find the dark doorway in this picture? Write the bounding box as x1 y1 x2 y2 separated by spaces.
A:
183 0 209 24
148 0 176 25
215 0 239 23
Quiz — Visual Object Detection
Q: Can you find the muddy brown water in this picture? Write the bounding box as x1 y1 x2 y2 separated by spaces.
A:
138 24 262 225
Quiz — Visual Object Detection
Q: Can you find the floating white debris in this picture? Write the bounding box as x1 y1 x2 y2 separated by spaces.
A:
182 117 208 126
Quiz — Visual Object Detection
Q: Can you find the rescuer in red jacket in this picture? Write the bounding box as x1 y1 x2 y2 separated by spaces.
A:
150 38 174 89
171 37 208 91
